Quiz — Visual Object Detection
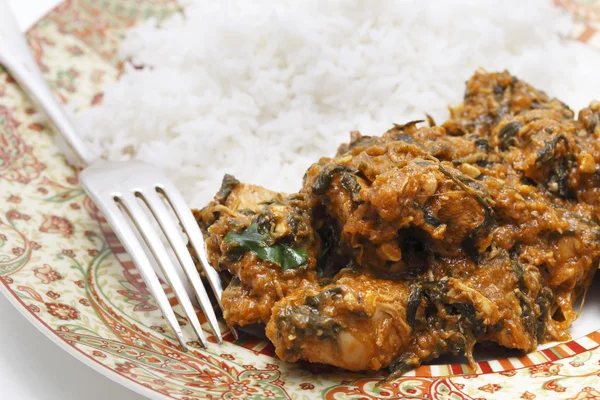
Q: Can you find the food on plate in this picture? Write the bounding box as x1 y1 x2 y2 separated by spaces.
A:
193 70 600 379
193 178 321 327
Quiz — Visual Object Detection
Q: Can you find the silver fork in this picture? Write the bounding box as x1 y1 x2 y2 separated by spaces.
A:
0 1 227 350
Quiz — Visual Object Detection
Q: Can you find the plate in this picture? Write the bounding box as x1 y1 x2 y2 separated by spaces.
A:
2 1 600 399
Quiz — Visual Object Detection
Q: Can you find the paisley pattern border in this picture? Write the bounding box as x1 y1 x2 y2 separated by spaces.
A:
1 1 600 399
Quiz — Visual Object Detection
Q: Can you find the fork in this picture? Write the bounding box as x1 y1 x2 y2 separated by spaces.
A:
0 1 228 350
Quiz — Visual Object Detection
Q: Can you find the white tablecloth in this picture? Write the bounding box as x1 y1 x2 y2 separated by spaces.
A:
0 1 144 398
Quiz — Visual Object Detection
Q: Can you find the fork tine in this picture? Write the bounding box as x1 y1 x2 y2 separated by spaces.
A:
97 199 189 351
117 193 208 348
157 182 238 340
140 189 223 344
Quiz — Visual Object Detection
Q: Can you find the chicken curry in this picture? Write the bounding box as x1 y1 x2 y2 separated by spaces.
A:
193 70 600 379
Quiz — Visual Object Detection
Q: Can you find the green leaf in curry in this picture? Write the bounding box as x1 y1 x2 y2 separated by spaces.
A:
280 245 308 270
224 223 308 270
224 223 267 248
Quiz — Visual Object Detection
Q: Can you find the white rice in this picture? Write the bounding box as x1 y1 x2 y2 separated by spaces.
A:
73 0 600 207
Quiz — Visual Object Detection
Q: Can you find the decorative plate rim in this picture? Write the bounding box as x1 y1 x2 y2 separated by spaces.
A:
0 279 164 400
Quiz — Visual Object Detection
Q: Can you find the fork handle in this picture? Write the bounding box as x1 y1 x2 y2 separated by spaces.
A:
0 1 96 167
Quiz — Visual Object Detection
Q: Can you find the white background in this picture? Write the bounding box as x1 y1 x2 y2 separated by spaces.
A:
0 1 143 399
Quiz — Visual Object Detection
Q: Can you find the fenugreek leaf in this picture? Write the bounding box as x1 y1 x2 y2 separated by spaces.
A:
224 223 308 270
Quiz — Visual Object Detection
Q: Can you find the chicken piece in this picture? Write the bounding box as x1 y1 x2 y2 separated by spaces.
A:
266 269 412 372
494 103 600 211
194 175 320 326
303 126 494 275
442 69 573 137
444 70 600 213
